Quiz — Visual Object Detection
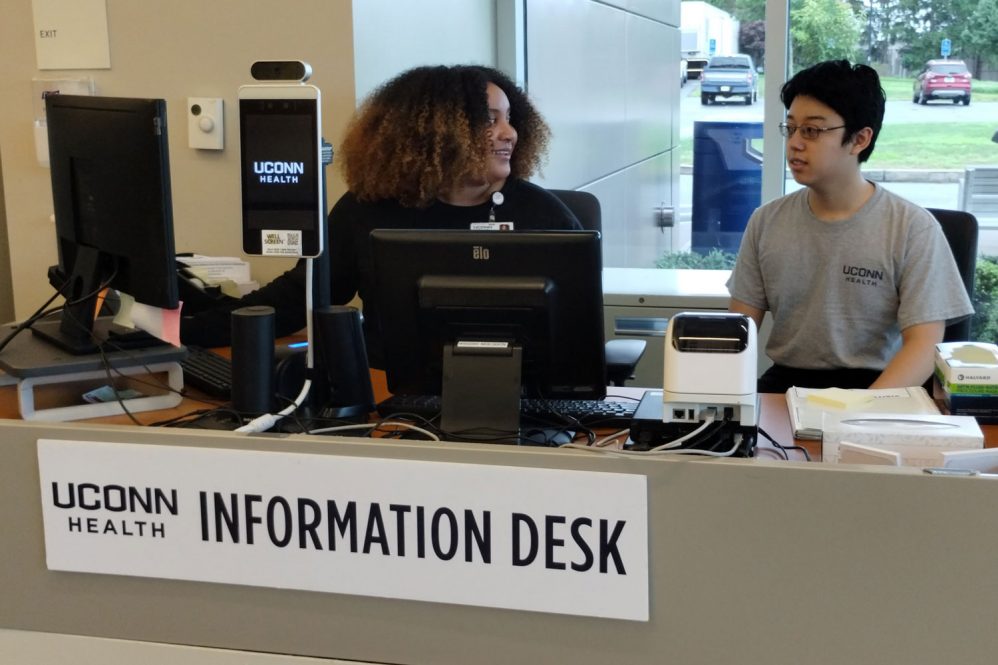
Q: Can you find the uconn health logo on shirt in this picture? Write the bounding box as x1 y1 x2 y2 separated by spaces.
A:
254 160 304 184
842 263 884 287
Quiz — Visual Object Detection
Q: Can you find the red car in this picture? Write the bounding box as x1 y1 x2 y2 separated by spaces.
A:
913 59 972 105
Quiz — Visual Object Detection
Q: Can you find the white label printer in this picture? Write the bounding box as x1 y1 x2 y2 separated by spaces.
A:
629 312 758 455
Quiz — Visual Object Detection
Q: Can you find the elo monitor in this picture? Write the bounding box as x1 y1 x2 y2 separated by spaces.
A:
37 94 179 354
370 229 607 432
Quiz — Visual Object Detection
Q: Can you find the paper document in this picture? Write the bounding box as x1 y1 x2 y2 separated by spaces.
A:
177 255 252 283
785 386 939 440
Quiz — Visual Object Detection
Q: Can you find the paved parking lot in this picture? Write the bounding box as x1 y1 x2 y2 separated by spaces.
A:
679 79 998 137
678 80 998 253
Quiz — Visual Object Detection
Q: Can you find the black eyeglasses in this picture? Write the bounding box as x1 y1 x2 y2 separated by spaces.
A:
778 123 846 140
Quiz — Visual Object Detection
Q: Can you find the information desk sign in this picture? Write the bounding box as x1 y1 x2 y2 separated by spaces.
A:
37 439 650 621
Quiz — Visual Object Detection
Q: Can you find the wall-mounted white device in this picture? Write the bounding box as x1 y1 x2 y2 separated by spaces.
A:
187 97 224 150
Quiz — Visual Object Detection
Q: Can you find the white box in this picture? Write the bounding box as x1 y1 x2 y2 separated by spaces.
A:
934 341 998 394
821 412 983 465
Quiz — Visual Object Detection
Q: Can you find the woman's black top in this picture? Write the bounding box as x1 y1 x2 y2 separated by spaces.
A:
180 179 580 367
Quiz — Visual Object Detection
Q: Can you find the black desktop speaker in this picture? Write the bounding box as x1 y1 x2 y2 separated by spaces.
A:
230 305 276 415
312 305 375 419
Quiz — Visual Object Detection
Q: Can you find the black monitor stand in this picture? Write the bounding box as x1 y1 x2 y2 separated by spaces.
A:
440 340 522 435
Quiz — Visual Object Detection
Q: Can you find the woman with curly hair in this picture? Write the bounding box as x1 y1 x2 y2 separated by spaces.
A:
182 65 579 366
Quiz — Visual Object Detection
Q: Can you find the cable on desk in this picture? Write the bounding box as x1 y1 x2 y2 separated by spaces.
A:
759 426 811 461
376 404 588 447
563 409 752 458
309 420 441 441
0 271 102 367
646 408 718 451
236 260 316 434
593 429 631 448
155 407 245 429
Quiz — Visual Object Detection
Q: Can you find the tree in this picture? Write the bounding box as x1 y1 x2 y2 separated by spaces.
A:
740 20 766 65
790 0 863 68
891 0 979 69
962 0 998 66
732 0 767 22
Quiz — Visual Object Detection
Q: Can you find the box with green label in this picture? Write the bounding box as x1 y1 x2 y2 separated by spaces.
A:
934 342 998 394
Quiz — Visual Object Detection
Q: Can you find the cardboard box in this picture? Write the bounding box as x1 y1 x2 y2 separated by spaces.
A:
821 411 984 465
935 342 998 394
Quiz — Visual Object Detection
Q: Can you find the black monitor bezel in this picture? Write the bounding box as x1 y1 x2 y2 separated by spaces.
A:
370 229 608 402
40 94 178 353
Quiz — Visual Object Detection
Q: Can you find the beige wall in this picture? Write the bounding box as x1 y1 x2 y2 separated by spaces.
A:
1 0 683 319
352 0 497 101
0 0 356 320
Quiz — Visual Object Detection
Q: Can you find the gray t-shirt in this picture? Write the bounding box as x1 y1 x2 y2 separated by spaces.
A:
727 183 974 370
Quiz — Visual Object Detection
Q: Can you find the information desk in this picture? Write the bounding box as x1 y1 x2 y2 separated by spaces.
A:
5 413 998 664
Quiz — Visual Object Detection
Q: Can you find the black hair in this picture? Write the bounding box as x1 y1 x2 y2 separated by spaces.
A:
780 60 885 163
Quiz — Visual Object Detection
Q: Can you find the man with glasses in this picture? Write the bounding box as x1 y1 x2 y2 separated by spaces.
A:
727 60 973 393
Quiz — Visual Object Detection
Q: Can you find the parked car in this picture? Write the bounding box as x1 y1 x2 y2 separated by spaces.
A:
700 54 757 105
913 59 972 105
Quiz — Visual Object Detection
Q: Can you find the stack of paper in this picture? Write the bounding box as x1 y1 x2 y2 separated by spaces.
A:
178 255 258 297
785 386 939 440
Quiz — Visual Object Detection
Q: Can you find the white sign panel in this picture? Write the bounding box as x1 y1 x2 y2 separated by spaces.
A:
37 439 649 621
32 0 111 70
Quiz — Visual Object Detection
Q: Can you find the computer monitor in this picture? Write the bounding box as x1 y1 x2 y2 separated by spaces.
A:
370 229 607 433
37 94 179 354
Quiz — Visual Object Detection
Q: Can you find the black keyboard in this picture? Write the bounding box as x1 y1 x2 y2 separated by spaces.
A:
377 394 638 428
180 346 232 398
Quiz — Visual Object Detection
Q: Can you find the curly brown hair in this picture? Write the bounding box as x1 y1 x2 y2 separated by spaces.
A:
338 65 550 208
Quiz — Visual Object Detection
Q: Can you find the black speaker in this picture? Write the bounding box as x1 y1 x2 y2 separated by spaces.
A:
230 305 275 415
312 305 375 420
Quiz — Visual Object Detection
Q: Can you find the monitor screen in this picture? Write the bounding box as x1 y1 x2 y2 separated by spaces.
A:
238 91 322 257
38 94 178 354
370 229 607 403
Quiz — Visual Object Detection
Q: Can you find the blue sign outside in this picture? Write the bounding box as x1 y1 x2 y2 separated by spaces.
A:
941 38 952 57
709 38 716 56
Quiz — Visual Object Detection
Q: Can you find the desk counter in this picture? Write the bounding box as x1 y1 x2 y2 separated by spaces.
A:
4 412 998 664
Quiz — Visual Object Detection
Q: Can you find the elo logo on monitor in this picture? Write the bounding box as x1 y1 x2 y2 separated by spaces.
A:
238 84 322 258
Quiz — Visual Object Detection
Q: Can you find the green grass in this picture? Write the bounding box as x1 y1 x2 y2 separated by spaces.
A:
679 118 998 170
679 73 998 167
680 124 998 169
867 123 998 169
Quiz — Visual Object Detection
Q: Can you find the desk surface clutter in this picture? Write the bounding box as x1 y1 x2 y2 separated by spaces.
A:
2 345 997 461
